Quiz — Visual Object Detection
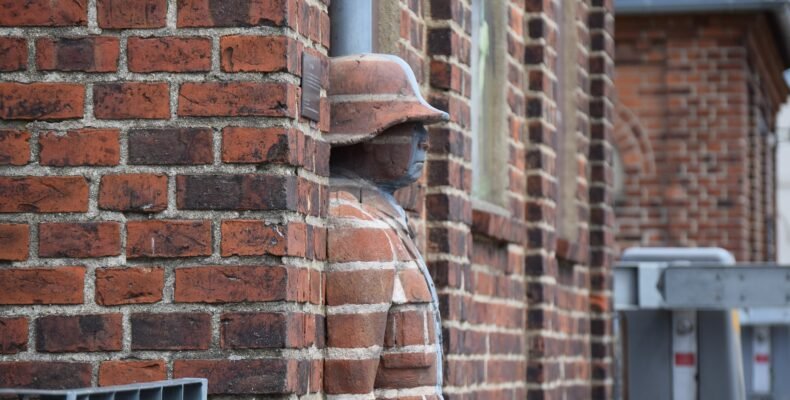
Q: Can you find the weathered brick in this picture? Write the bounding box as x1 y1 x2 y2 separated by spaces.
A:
128 37 212 72
177 0 296 28
220 35 298 72
375 353 437 388
0 83 84 120
0 223 29 261
327 227 409 262
173 359 296 394
327 312 387 348
97 0 167 28
36 37 119 72
178 82 297 117
36 314 123 352
324 359 378 394
220 220 310 256
325 269 395 306
222 127 298 164
93 83 170 119
221 312 293 349
0 176 89 213
126 220 212 258
99 360 166 386
0 130 30 165
99 174 168 212
95 267 164 305
0 267 84 305
39 222 121 258
39 129 120 166
176 174 296 210
128 128 213 165
0 317 28 354
175 265 289 303
0 37 27 71
131 313 211 350
0 0 87 26
0 362 91 389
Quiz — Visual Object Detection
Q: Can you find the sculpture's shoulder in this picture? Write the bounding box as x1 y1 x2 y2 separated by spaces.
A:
327 187 413 263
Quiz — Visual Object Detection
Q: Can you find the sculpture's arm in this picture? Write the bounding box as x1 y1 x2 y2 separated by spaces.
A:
324 191 396 396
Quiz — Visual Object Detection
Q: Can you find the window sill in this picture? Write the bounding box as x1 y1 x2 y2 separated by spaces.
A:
471 199 526 244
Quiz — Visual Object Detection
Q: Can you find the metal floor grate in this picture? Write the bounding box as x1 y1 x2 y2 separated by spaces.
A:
0 379 207 400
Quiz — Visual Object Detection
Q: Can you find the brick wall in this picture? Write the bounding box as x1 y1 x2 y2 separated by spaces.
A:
0 0 329 395
0 0 616 397
614 13 788 262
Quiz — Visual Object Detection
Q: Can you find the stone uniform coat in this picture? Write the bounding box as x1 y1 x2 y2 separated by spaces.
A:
324 181 443 399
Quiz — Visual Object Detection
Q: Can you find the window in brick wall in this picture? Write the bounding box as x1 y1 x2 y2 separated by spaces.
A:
471 0 509 209
555 0 580 242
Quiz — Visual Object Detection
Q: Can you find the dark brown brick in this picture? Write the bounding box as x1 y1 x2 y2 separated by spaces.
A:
173 359 296 394
128 128 213 165
97 0 167 28
0 362 91 389
176 174 296 210
177 0 296 28
221 312 292 349
131 313 211 350
39 222 121 258
36 37 119 72
126 220 212 258
36 314 123 352
0 0 87 27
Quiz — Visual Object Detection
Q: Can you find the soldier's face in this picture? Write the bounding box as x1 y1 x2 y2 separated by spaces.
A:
364 122 429 188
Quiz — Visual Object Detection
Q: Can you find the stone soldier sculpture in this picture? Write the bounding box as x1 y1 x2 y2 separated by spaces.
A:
323 54 449 399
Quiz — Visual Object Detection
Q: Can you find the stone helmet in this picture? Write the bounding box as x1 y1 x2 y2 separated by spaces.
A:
327 54 449 146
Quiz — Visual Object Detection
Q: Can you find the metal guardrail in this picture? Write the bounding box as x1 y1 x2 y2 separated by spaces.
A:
0 379 207 400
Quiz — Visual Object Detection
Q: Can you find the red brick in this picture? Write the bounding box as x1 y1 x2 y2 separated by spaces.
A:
327 227 409 262
175 265 289 303
221 220 303 256
0 0 87 27
99 360 166 386
39 222 121 258
178 82 297 117
39 129 120 166
95 267 164 305
0 267 84 305
222 127 299 164
99 174 168 212
399 269 432 302
220 35 297 72
36 37 119 72
0 362 91 389
0 223 29 261
325 269 395 306
0 176 89 213
128 128 213 165
36 314 122 352
375 353 437 388
177 0 296 28
174 359 303 394
131 313 211 350
0 130 30 165
0 317 27 354
97 0 167 28
327 312 387 348
128 37 212 73
93 82 170 120
385 310 429 347
324 359 378 394
127 220 212 258
0 83 84 120
0 37 27 71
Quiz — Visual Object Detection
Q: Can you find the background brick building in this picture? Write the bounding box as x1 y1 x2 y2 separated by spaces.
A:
613 0 790 262
0 0 616 398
